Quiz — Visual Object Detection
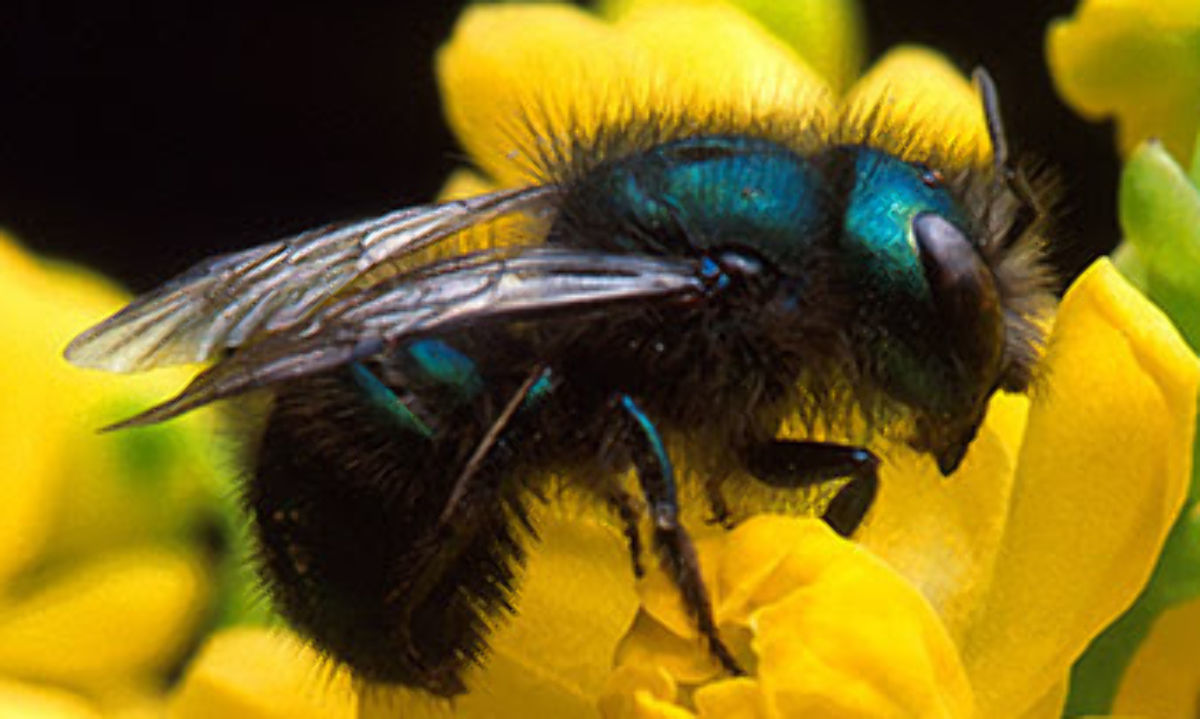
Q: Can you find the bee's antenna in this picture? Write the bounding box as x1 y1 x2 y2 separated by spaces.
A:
974 66 1013 171
972 67 1038 248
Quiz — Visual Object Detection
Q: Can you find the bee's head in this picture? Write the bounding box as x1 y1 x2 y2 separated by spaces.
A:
884 205 1049 475
833 141 1052 476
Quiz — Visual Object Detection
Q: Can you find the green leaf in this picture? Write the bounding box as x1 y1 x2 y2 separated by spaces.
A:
1119 139 1200 348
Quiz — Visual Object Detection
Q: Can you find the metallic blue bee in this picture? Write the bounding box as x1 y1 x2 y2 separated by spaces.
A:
66 69 1052 696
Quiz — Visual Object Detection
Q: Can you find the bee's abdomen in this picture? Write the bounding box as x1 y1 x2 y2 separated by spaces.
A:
249 369 527 697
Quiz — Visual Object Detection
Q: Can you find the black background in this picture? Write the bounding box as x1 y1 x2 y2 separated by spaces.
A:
1 1 1115 293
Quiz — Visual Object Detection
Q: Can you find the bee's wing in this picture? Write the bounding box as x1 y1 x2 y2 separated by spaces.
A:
105 246 710 430
65 185 558 372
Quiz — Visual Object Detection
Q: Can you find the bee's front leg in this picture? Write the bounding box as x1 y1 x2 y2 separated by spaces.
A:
614 394 744 677
743 440 880 537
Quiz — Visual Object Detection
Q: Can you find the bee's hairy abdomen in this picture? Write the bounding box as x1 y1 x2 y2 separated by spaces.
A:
250 370 530 697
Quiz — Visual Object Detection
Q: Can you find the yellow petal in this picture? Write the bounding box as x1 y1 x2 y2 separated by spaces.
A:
694 678 769 719
1047 0 1200 161
600 665 697 719
415 168 528 261
614 610 727 686
0 678 100 719
955 260 1199 716
749 523 974 718
437 4 645 187
607 517 975 718
438 168 498 201
167 628 356 719
858 392 1029 643
613 2 833 129
437 4 833 188
1111 595 1200 718
0 548 210 697
840 46 992 168
599 665 683 719
0 233 227 583
600 0 864 95
1018 679 1069 719
0 235 123 584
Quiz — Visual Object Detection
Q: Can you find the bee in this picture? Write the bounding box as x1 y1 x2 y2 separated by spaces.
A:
66 68 1052 697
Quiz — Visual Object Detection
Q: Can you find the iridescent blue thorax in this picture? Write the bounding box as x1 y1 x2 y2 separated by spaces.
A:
551 135 831 267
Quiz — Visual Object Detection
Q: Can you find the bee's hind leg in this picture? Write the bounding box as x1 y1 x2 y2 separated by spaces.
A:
614 394 744 676
743 440 880 537
607 490 645 578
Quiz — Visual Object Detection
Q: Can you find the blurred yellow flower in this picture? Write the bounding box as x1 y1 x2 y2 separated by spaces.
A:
0 232 237 717
165 2 1199 718
1047 0 1200 163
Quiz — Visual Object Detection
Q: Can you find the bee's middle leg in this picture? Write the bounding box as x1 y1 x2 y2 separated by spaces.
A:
614 393 743 677
703 476 736 529
607 490 645 578
743 440 880 537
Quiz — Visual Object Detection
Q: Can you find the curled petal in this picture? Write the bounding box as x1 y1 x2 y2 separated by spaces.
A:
605 517 975 718
954 260 1199 716
858 392 1029 645
167 628 356 719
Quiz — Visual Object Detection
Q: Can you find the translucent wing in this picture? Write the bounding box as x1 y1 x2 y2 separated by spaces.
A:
106 246 711 430
65 185 558 372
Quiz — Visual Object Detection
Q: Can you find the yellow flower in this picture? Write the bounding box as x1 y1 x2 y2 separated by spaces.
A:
0 232 237 717
1047 0 1200 163
165 1 1200 718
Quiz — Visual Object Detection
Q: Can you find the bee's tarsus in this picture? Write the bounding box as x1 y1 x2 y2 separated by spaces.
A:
617 393 744 675
608 490 646 578
744 440 882 537
822 465 880 538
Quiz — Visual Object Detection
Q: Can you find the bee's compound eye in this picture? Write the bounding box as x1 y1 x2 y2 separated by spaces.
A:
911 213 998 317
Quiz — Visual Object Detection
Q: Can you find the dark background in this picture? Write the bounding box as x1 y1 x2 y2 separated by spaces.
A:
1 1 1115 294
